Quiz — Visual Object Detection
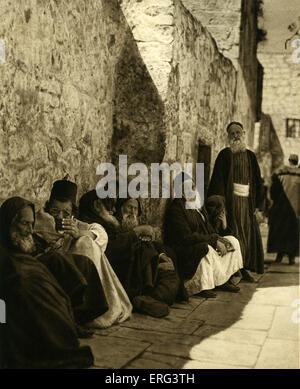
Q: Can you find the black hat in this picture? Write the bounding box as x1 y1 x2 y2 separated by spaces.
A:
226 121 243 132
50 180 77 205
288 154 298 164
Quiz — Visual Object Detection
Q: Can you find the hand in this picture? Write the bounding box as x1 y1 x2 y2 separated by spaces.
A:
218 210 227 230
254 209 264 223
133 225 154 240
158 254 174 270
61 217 81 239
221 237 234 252
97 202 119 226
159 253 171 263
216 239 227 256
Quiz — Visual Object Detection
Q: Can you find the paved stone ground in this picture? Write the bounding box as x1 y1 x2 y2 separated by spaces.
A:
81 224 300 369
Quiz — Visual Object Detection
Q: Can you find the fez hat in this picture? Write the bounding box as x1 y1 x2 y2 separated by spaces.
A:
288 154 298 164
49 180 77 205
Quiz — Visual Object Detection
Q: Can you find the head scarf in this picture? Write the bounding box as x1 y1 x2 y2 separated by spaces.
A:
204 195 225 218
79 190 101 224
79 190 115 223
78 190 118 238
0 197 35 250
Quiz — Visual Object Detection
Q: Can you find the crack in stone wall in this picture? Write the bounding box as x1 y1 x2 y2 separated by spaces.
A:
1 0 261 229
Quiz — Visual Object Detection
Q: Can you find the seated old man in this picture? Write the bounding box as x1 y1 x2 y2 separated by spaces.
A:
79 190 181 318
34 179 132 328
0 197 95 369
164 173 243 298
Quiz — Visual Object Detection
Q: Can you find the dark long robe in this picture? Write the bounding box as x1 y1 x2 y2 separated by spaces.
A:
79 191 180 303
0 197 94 369
208 147 265 274
267 167 300 256
164 198 220 281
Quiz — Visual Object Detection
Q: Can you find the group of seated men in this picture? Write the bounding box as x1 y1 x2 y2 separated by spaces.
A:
0 176 249 368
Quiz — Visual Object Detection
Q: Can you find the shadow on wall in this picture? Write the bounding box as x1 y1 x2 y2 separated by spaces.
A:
238 0 262 124
112 34 166 167
110 22 167 228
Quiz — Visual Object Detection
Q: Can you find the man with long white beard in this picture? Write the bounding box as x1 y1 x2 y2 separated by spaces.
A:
208 122 265 280
9 207 36 253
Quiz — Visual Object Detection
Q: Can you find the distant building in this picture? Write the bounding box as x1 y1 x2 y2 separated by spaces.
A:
258 51 300 182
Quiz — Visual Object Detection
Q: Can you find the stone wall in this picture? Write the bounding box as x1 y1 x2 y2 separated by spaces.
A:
258 53 300 166
0 0 168 207
0 0 261 230
120 0 259 228
120 0 258 170
181 0 242 62
181 0 262 144
164 0 238 168
0 0 124 205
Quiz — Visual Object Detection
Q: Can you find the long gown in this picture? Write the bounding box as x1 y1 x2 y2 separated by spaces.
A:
164 198 243 296
34 208 132 328
0 250 94 369
69 223 133 328
208 147 264 274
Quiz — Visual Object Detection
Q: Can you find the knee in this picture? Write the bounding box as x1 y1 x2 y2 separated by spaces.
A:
228 236 241 250
72 236 94 260
75 236 93 251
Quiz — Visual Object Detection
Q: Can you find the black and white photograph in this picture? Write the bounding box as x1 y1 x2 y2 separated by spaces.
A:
0 0 299 374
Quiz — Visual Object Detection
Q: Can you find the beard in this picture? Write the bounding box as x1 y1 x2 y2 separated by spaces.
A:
10 230 36 254
121 213 139 231
184 189 202 209
229 137 247 153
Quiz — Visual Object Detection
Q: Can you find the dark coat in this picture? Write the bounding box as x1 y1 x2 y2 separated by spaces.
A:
78 193 181 303
0 197 94 369
164 198 219 281
208 148 265 274
267 167 300 256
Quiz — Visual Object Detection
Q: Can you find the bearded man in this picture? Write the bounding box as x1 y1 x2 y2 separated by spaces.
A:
208 121 265 279
79 192 182 317
34 179 130 329
0 197 94 369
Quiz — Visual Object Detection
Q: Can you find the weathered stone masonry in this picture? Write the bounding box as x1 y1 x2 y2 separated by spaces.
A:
0 0 262 228
258 52 300 176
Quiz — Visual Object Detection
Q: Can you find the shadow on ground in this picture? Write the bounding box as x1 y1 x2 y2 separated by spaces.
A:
80 226 299 369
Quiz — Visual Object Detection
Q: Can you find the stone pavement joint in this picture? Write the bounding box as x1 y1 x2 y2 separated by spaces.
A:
83 234 299 369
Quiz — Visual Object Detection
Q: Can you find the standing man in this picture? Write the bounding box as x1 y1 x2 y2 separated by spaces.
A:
208 121 265 281
267 154 300 265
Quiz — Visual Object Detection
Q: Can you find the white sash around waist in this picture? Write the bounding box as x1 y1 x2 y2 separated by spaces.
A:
233 183 249 197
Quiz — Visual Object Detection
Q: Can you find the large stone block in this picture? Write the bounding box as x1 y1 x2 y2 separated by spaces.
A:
255 339 299 369
148 337 260 367
80 335 150 369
